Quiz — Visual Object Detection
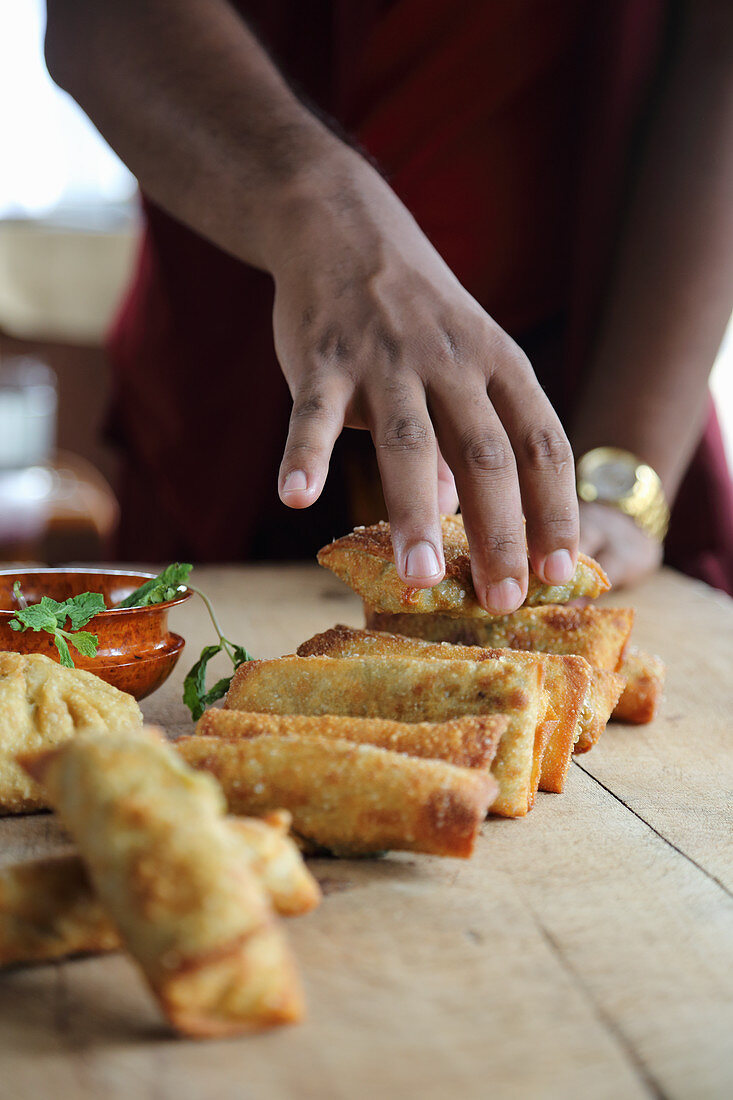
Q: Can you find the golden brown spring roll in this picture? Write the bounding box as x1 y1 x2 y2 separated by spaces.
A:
531 713 558 805
196 709 507 771
0 813 320 969
0 853 119 967
318 515 610 617
574 671 627 754
0 651 142 814
225 655 544 817
230 811 321 917
297 626 590 795
365 605 635 672
177 733 497 858
20 727 303 1037
611 646 665 724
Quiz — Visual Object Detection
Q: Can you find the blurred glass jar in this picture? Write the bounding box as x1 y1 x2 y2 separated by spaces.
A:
0 356 57 468
0 357 57 546
0 355 118 561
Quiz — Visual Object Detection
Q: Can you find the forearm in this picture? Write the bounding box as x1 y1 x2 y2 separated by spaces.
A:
572 1 733 502
45 0 342 271
46 0 584 608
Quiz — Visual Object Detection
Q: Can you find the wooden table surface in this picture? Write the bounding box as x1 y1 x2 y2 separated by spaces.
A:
1 565 732 1100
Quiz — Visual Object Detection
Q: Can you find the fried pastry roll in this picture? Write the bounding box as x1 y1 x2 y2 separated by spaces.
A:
297 626 590 794
574 671 627 754
364 604 635 672
177 733 497 858
611 647 665 724
226 654 544 817
0 853 119 967
20 727 303 1037
196 709 507 771
318 515 610 617
230 811 322 917
0 651 142 814
0 813 320 969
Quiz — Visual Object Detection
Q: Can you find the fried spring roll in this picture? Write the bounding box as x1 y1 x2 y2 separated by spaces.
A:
364 605 635 672
0 853 119 967
196 710 507 771
574 671 627 754
532 712 558 805
20 727 303 1037
318 515 610 617
230 811 322 916
177 733 497 858
0 813 320 969
225 655 545 817
612 647 665 724
297 626 590 794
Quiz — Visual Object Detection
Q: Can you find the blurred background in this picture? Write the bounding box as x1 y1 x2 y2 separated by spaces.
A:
0 0 137 562
1 1 731 565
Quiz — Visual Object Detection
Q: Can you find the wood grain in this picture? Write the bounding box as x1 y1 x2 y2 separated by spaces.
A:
0 564 731 1099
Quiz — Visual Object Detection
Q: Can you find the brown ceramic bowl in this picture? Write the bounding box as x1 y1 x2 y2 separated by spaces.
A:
0 568 192 700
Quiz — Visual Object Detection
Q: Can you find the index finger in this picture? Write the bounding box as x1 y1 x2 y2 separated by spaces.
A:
367 378 446 588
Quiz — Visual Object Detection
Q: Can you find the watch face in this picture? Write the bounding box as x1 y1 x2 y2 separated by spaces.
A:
591 460 638 500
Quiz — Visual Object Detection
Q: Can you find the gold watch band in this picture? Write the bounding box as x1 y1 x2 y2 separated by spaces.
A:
576 447 670 543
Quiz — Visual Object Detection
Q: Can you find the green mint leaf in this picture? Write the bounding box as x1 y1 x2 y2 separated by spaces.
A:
61 629 99 659
7 591 102 670
40 596 75 628
182 644 223 721
53 633 74 668
228 643 255 668
10 601 62 633
62 592 107 630
117 563 193 609
199 675 235 709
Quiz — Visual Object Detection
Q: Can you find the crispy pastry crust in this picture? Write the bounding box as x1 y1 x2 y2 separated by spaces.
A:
318 516 609 617
19 728 303 1037
196 709 507 771
574 671 627 754
176 733 497 858
0 853 119 966
611 646 665 724
228 813 321 917
0 651 142 814
297 626 591 795
365 605 634 672
0 815 320 969
225 654 544 817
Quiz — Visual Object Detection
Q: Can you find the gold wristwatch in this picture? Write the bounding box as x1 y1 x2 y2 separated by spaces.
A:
576 447 670 543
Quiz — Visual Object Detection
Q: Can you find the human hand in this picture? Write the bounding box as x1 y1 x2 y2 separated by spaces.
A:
579 501 663 588
270 146 578 614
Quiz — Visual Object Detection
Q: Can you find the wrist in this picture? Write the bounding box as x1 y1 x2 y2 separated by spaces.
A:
251 129 364 274
571 418 681 502
575 446 670 543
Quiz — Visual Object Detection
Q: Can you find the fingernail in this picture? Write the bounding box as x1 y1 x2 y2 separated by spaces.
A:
543 549 573 585
405 542 442 581
485 578 523 614
282 470 308 494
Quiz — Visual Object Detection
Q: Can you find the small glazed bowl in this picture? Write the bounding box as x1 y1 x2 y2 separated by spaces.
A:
0 568 192 700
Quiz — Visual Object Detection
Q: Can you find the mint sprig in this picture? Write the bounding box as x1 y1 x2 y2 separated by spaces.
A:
116 563 192 608
181 586 254 720
9 590 106 668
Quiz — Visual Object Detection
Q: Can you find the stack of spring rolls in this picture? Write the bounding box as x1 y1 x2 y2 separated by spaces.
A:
0 726 321 1037
177 516 663 836
318 514 665 732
